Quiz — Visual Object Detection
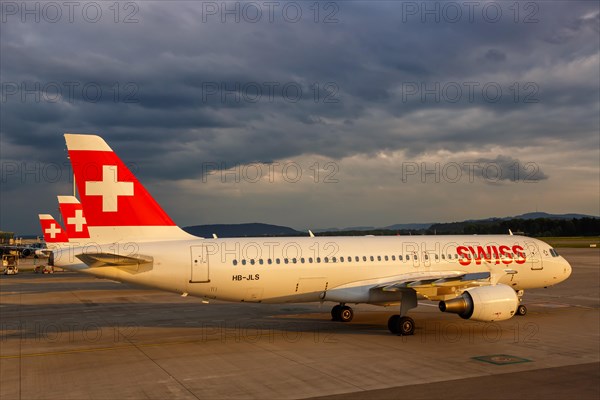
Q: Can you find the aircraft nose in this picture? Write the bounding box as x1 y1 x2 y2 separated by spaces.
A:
563 260 572 279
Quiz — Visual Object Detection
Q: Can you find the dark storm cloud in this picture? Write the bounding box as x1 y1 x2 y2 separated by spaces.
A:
1 1 598 231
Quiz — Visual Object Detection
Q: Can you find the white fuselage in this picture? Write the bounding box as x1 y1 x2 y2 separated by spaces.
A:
53 235 572 305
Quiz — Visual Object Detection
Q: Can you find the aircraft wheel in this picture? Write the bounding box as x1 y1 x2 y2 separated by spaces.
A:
516 305 527 316
339 306 353 322
388 315 400 334
331 305 342 321
398 316 415 336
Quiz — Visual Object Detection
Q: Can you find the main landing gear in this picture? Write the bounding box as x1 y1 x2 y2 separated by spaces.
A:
516 290 527 316
330 290 419 336
331 304 354 322
387 315 415 335
388 289 419 336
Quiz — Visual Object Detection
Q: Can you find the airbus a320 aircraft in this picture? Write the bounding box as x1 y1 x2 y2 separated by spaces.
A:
50 134 572 335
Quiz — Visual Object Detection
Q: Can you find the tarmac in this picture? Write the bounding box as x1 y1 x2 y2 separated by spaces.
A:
1 248 598 399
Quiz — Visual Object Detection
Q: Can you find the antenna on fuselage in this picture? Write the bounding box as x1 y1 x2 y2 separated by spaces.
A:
508 229 513 236
308 230 315 238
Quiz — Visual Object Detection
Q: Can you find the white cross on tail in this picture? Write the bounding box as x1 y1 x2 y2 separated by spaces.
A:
85 165 134 212
67 209 87 232
45 224 61 239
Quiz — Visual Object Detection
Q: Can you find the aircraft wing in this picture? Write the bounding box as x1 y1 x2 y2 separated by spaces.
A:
375 271 491 291
370 270 493 302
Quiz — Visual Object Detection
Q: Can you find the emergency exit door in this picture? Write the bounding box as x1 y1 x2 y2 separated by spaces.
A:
190 245 210 283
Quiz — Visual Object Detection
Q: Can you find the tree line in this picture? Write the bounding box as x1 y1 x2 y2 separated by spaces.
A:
315 218 599 237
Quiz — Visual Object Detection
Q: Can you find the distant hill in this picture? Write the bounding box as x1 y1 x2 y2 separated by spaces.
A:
472 212 597 222
383 223 434 230
314 226 376 233
183 212 598 238
511 212 596 220
320 212 597 233
183 223 305 238
315 223 432 232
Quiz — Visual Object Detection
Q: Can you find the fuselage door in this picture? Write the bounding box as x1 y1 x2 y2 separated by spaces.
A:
190 245 210 283
525 241 543 270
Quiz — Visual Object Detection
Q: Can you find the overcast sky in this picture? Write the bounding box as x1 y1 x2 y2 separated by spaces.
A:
1 1 599 234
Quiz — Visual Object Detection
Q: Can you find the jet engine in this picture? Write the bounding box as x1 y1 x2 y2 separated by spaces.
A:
438 284 518 322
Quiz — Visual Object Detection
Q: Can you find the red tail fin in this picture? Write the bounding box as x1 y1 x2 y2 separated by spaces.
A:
57 196 90 239
64 134 192 241
39 214 69 243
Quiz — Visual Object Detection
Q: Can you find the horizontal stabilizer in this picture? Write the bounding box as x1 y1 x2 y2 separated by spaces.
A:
76 252 153 272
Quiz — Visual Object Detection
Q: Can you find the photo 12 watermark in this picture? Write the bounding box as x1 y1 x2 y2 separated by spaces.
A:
199 1 340 24
398 81 540 104
400 160 547 184
399 1 540 24
201 161 340 184
1 81 140 103
199 81 340 104
1 1 140 23
1 161 140 185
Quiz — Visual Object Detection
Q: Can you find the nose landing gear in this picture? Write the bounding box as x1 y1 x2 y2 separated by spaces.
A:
516 290 527 316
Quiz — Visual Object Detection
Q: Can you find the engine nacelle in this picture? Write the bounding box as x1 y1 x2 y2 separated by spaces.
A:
438 285 518 322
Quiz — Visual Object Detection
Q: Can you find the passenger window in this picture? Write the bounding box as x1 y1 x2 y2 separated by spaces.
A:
267 259 272 264
292 258 297 264
406 255 410 260
324 257 329 263
250 259 255 265
276 258 281 264
242 260 247 265
284 258 289 264
332 257 337 262
233 259 238 266
300 258 305 263
391 255 396 261
259 259 264 265
370 256 374 262
363 256 367 261
308 257 313 263
317 257 321 263
399 255 403 261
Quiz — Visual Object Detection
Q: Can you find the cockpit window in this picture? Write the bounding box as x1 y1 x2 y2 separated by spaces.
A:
549 248 559 257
